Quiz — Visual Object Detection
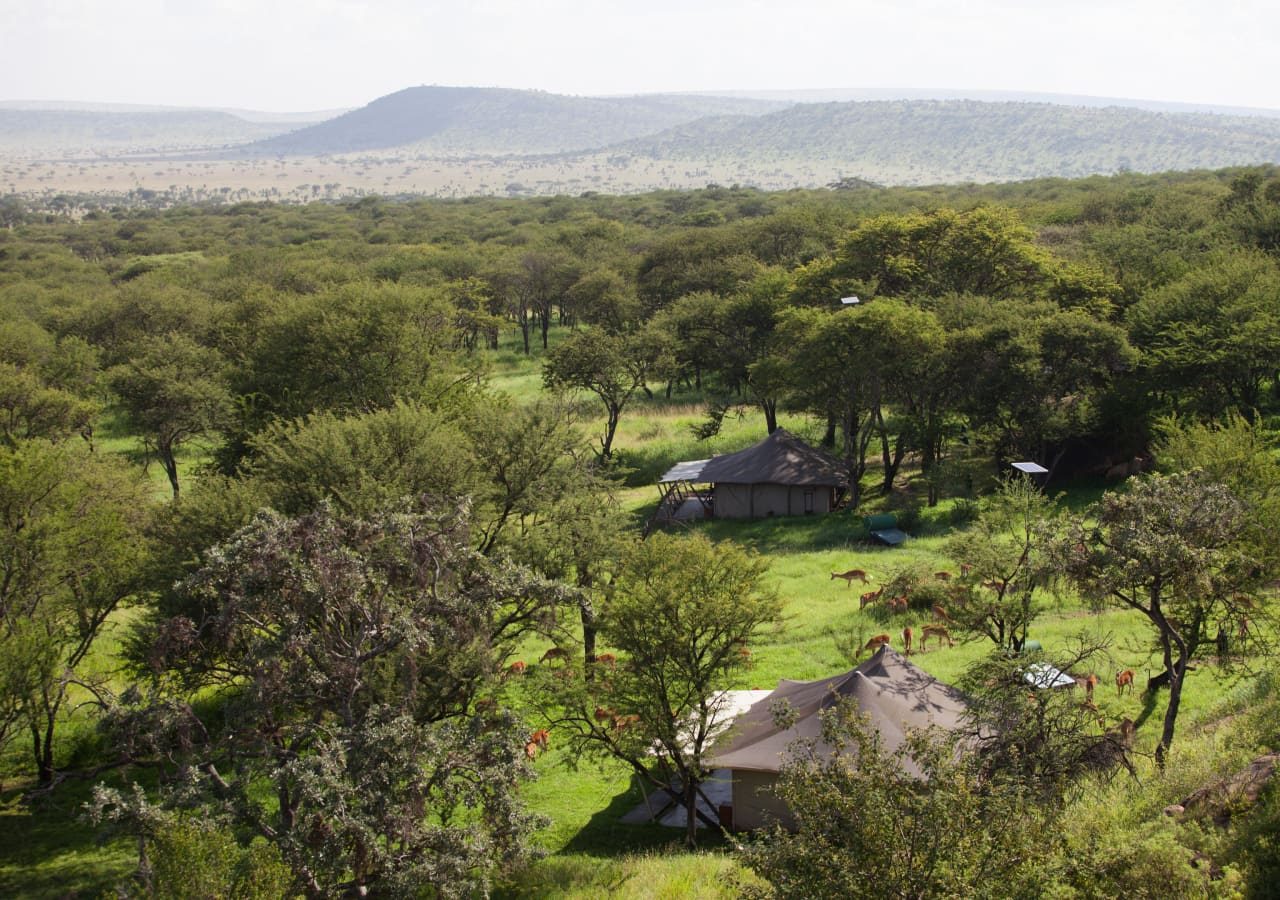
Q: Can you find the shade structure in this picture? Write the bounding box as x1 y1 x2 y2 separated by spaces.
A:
654 429 847 521
707 645 970 829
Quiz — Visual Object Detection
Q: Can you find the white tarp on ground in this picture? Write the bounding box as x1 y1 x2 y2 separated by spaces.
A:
1024 662 1076 689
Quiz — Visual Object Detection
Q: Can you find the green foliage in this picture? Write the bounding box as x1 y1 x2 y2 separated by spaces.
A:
534 532 781 847
112 500 560 896
0 439 150 782
108 331 231 498
1054 472 1265 758
743 704 1057 899
945 475 1057 651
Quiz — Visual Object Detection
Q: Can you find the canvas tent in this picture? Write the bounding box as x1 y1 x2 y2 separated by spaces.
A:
653 429 847 524
707 645 970 830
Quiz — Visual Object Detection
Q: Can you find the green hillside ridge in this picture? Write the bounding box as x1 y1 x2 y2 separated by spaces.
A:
244 85 792 157
603 99 1280 183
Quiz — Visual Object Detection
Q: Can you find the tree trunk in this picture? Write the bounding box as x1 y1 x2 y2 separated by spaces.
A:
540 307 551 349
601 407 620 459
160 443 180 501
762 399 778 434
684 779 699 849
822 414 837 448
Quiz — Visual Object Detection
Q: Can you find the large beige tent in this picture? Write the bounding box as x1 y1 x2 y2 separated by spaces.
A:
654 429 847 522
707 645 970 830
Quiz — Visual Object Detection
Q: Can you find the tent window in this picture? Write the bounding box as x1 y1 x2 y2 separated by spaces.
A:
804 488 815 514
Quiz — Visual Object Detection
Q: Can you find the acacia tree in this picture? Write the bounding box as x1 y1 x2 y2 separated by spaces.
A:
0 439 149 784
110 332 231 500
1052 472 1265 763
532 532 781 848
945 476 1057 653
111 499 560 896
543 327 671 459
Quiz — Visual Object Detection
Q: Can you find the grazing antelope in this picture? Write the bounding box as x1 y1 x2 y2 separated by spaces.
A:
931 603 955 624
934 570 953 581
863 633 891 654
887 595 909 614
920 624 954 651
902 626 913 655
860 587 884 610
591 652 617 668
1116 669 1135 696
611 713 640 732
831 568 871 587
524 729 550 759
1078 673 1100 702
540 647 570 664
507 660 528 677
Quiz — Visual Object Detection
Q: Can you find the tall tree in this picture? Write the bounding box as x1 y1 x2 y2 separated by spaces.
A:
0 440 149 783
531 532 781 848
110 332 231 499
543 327 671 459
945 476 1056 653
116 500 558 896
1052 472 1267 763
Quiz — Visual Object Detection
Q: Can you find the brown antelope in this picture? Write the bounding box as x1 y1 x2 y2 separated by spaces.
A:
593 706 616 722
540 647 570 664
507 660 528 677
525 729 550 759
902 626 914 655
931 603 955 624
611 713 640 732
1116 669 1135 696
860 587 884 610
591 652 617 668
920 624 953 651
887 595 909 614
934 570 953 581
959 563 973 577
831 568 871 587
1078 673 1100 702
863 633 891 654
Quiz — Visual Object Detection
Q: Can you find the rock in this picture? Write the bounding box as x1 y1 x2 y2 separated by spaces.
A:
1179 753 1279 827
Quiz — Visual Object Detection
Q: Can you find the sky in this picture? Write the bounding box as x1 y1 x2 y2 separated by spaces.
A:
1 0 1276 112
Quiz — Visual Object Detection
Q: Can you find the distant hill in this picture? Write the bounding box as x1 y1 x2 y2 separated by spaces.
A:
241 86 792 156
600 100 1280 183
0 109 308 157
697 88 1280 120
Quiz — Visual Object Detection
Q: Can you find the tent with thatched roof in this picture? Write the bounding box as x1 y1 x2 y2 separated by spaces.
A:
654 429 847 523
707 645 970 830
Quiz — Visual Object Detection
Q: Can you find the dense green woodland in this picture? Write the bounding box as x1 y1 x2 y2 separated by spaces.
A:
3 168 1280 896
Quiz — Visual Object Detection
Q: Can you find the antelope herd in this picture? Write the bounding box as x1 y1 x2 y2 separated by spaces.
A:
841 566 964 657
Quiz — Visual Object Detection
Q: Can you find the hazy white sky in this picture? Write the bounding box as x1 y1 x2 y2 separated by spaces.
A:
1 0 1275 112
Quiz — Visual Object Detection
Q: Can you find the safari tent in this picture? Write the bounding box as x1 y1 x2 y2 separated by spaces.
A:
707 645 970 831
653 429 847 523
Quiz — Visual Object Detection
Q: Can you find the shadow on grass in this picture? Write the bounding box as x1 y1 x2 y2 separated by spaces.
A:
557 774 732 857
0 776 137 900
